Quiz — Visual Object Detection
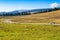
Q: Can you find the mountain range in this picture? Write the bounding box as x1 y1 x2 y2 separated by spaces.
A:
0 7 60 16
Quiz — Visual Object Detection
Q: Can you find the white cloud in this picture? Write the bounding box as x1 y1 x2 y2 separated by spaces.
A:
50 2 59 8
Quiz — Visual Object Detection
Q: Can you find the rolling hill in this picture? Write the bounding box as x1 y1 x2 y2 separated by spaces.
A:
0 9 60 40
0 10 60 24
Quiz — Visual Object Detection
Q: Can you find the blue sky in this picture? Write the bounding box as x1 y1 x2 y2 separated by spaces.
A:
0 0 60 12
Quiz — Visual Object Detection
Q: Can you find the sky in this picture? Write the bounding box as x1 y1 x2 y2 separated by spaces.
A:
0 0 60 12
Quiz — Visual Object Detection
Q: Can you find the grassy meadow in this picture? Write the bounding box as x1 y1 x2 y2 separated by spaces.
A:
0 10 60 40
0 23 60 40
0 10 60 24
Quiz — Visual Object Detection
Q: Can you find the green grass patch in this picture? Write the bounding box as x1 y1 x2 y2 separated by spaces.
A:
0 23 60 40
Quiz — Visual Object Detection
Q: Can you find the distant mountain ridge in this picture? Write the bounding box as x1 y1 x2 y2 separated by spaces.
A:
0 7 60 16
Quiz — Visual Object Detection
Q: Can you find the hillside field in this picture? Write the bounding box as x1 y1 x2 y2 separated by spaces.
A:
0 10 60 40
0 10 60 24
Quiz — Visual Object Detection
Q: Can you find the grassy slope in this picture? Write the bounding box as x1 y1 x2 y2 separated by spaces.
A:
0 10 60 23
0 10 60 40
0 23 60 40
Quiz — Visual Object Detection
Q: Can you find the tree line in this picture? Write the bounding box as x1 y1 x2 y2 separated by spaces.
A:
0 7 60 16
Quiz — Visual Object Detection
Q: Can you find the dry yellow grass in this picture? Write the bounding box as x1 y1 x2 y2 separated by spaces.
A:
0 10 60 23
